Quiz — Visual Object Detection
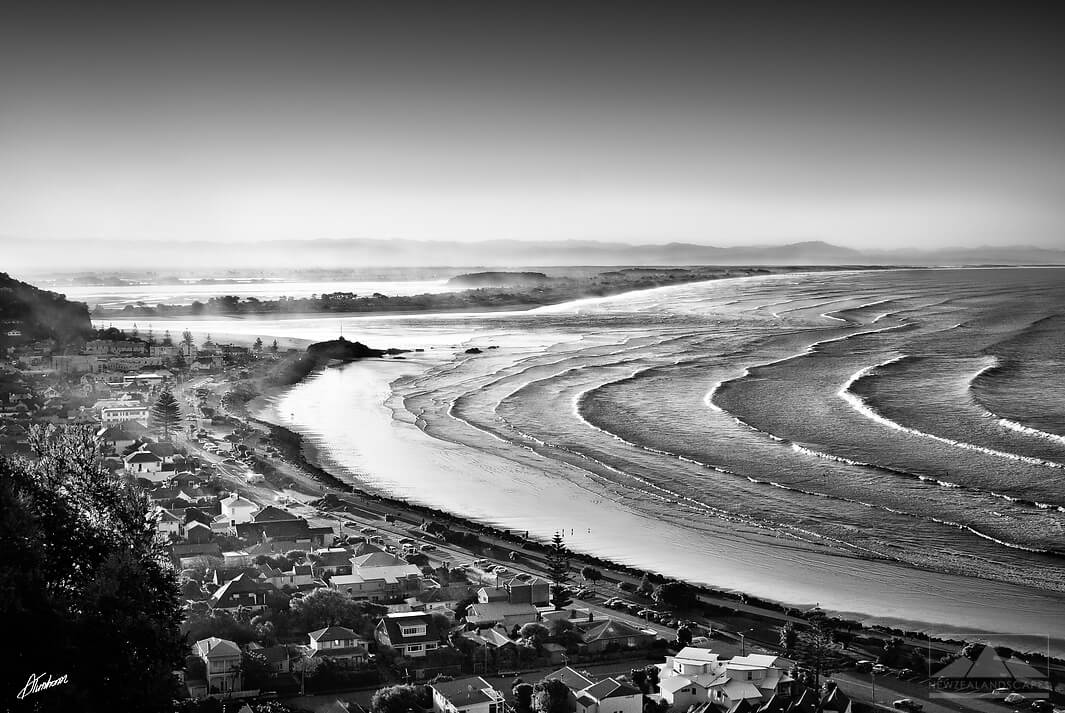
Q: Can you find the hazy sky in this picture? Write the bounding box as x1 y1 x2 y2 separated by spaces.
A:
2 1 1063 248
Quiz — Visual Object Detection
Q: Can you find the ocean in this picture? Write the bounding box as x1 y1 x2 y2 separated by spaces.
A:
102 267 1065 650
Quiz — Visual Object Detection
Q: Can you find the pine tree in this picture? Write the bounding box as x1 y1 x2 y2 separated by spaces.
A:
546 531 572 610
270 339 279 353
150 388 182 440
253 337 264 353
162 330 173 346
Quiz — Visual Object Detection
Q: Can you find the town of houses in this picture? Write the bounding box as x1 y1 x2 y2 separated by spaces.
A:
1 328 861 713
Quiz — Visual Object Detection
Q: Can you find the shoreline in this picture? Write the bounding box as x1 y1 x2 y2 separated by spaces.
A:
245 368 1062 660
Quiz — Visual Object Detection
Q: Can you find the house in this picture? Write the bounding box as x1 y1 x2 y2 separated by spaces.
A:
101 404 150 426
236 518 332 549
656 649 793 711
575 678 643 713
259 562 316 590
466 601 539 629
819 684 852 713
221 493 259 525
172 542 223 569
210 572 277 612
312 547 355 577
155 507 184 540
124 449 163 475
185 520 214 544
375 612 444 658
407 584 475 617
457 628 521 672
331 551 424 603
305 626 368 668
574 618 656 654
431 676 506 713
247 643 300 674
502 575 551 606
544 667 644 713
194 637 243 694
97 423 143 452
252 505 300 523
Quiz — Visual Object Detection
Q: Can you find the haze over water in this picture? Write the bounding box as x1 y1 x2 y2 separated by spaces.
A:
103 268 1065 651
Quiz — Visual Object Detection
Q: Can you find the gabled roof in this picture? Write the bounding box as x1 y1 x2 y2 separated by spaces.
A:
579 618 652 643
210 572 277 606
253 505 299 522
156 507 181 522
431 677 499 708
195 637 241 659
125 450 162 463
820 686 851 713
309 626 360 642
583 678 641 700
377 612 442 644
544 666 596 692
222 493 258 509
353 551 408 568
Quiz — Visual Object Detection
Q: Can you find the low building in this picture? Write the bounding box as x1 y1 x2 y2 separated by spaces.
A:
221 493 259 526
305 626 369 668
466 601 539 629
101 404 150 426
431 676 506 713
209 572 277 612
375 611 444 659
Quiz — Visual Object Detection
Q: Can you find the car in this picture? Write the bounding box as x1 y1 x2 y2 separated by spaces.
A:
419 544 436 551
398 538 414 545
892 700 923 712
872 664 890 674
990 688 1013 700
360 527 377 534
898 668 915 680
344 522 361 529
1029 700 1052 713
1004 694 1026 705
574 589 593 598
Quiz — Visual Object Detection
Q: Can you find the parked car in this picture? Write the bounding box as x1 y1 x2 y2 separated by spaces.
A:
1004 694 1026 705
419 544 437 551
990 688 1013 700
898 668 915 680
892 700 923 712
1029 699 1052 713
872 664 890 674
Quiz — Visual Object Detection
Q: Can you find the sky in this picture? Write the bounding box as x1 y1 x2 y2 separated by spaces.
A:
1 1 1063 249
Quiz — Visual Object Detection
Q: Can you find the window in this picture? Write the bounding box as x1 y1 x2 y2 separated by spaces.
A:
401 625 427 636
407 644 422 653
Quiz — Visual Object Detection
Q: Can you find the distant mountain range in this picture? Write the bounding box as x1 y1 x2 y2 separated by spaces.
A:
3 237 1063 272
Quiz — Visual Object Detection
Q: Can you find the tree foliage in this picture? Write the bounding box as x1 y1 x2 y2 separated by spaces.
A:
0 425 185 712
371 684 429 713
546 532 572 610
150 388 182 440
793 609 848 688
290 588 385 636
533 678 571 713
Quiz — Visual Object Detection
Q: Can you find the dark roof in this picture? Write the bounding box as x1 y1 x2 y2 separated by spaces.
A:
820 687 851 713
253 505 300 522
545 666 596 692
145 442 177 457
237 519 328 541
126 451 162 463
729 700 756 713
210 572 277 607
579 618 652 643
309 626 359 642
584 678 641 700
377 613 442 645
431 677 497 707
172 543 221 557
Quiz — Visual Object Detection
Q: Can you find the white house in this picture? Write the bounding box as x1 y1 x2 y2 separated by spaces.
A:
124 449 164 476
221 493 259 526
304 626 368 668
656 648 792 710
194 637 243 695
431 676 506 713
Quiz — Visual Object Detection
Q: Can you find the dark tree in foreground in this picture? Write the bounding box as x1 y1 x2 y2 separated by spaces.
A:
533 679 571 713
546 532 572 610
793 609 848 688
150 388 182 440
0 425 185 713
371 684 428 713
